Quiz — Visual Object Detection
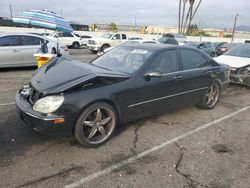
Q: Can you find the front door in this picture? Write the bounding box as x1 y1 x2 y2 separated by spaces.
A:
131 49 183 118
0 36 22 67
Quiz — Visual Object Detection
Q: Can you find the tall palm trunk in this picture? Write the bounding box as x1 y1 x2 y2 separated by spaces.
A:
178 0 181 33
180 1 187 33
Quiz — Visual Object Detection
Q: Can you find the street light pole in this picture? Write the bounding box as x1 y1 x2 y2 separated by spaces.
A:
231 14 239 43
9 4 13 19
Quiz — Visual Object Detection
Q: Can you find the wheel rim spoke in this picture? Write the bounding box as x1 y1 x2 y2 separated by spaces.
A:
98 126 106 136
95 109 102 122
210 86 214 94
84 121 95 127
83 106 115 144
88 127 98 139
100 117 111 126
207 97 212 105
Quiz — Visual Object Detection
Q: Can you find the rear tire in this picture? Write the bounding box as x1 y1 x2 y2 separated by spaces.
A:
72 42 80 49
74 102 117 147
245 77 250 88
197 82 220 109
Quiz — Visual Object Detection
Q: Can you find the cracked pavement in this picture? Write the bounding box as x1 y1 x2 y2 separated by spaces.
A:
0 48 250 188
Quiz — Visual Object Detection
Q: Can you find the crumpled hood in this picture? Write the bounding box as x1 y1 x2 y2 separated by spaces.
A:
214 55 250 68
30 57 129 95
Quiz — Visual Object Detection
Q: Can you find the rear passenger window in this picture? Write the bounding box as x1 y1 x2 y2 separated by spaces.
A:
63 33 74 37
21 36 42 45
122 34 127 39
150 50 178 74
180 49 208 70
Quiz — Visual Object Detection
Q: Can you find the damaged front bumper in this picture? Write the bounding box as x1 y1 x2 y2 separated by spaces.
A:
230 66 250 86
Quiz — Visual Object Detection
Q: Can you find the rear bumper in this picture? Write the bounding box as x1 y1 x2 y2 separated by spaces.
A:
16 93 72 137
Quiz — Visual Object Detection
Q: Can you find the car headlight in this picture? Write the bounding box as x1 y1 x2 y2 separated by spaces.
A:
33 95 64 114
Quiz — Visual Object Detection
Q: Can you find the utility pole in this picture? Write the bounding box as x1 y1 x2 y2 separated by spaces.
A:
9 4 13 19
231 14 239 43
134 12 137 33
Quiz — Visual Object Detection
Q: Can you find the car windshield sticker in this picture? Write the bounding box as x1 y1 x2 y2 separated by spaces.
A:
131 49 148 54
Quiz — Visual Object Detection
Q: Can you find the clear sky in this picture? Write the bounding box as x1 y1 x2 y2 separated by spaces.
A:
0 0 249 29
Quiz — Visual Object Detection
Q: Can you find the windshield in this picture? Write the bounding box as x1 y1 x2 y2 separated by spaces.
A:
101 33 113 39
224 45 250 58
92 46 152 74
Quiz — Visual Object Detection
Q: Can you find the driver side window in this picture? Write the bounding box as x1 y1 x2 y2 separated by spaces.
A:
149 50 178 74
112 34 120 40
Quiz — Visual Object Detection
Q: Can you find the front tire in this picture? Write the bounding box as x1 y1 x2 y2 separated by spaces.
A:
210 52 216 57
101 44 110 52
198 82 220 109
74 102 117 147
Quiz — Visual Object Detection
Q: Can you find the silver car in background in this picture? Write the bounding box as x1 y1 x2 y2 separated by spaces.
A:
0 33 70 68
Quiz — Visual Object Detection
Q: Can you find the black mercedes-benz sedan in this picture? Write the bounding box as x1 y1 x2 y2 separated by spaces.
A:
16 44 230 146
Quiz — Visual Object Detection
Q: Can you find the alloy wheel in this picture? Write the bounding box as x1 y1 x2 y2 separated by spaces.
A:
206 84 219 108
82 107 116 144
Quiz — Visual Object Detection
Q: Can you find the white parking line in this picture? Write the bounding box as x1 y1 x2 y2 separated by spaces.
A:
64 106 250 188
0 102 15 107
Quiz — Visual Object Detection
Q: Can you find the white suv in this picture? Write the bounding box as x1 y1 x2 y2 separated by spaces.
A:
48 32 82 49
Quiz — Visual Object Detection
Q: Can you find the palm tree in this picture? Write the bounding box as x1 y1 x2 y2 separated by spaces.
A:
180 0 202 34
178 0 181 33
186 0 202 34
180 0 188 33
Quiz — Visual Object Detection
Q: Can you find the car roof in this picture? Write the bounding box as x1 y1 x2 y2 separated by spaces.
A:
0 32 56 42
0 32 45 38
121 43 196 51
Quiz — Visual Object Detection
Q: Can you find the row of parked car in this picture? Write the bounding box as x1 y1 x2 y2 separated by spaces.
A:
90 33 250 87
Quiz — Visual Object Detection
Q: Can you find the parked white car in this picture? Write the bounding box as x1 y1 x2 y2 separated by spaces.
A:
0 33 69 68
97 39 160 56
87 33 128 53
214 44 250 87
48 32 83 48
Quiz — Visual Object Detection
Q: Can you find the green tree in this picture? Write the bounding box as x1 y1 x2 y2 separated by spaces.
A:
109 23 117 31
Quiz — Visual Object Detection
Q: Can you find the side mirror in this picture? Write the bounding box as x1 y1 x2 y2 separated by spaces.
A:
144 72 162 81
112 36 117 40
198 45 204 49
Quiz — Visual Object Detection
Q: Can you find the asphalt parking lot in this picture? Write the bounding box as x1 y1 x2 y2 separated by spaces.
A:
0 48 250 188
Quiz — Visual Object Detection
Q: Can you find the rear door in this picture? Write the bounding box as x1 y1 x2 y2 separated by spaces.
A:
177 48 215 106
0 36 22 67
19 36 42 66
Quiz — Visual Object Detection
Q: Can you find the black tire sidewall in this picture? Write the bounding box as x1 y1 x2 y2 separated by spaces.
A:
74 102 117 147
72 42 80 49
101 44 109 52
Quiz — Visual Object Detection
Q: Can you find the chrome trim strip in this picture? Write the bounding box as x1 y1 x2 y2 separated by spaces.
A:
25 112 63 121
128 87 208 108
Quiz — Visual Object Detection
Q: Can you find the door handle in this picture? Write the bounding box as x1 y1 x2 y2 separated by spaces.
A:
174 75 183 80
